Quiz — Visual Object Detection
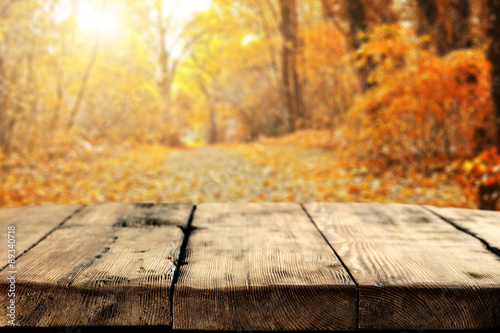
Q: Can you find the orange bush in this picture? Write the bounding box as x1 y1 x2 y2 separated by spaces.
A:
345 24 493 163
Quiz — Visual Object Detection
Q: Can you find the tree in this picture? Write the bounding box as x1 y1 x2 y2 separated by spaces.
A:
189 52 219 144
154 0 177 120
416 0 471 55
279 0 303 132
345 0 366 49
0 0 46 154
416 0 443 53
301 2 361 129
472 0 500 209
321 0 397 92
49 0 75 131
449 0 472 50
488 0 500 150
148 0 203 123
0 53 12 155
66 1 102 130
176 0 288 142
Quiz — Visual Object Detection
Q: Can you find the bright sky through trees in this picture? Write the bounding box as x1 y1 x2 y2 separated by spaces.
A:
76 2 121 37
164 0 211 19
61 0 212 39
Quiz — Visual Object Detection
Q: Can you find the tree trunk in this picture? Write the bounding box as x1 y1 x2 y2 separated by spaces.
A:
416 0 439 34
155 0 182 122
488 0 500 150
473 0 500 211
321 0 335 20
417 0 446 55
258 0 280 85
0 55 10 155
450 0 472 50
157 8 172 119
342 0 372 91
27 46 38 119
52 40 66 131
279 0 303 133
417 0 471 55
207 103 217 144
345 0 366 50
0 5 15 156
51 1 72 132
196 75 217 144
66 22 100 130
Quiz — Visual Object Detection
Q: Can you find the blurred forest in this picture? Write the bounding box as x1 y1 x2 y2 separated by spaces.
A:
1 0 500 210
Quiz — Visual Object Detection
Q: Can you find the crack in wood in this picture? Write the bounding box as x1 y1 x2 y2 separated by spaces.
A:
424 206 500 258
113 215 174 228
169 205 196 326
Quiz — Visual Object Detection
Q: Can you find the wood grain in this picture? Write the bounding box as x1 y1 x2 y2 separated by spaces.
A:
426 205 500 252
0 203 193 327
0 204 82 268
304 202 500 330
63 202 193 228
173 202 357 331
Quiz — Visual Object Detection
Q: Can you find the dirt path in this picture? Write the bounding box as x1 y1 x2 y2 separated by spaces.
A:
0 141 471 208
162 144 470 207
164 146 319 203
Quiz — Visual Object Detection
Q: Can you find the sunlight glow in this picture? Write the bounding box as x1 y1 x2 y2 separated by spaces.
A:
76 2 122 39
242 34 258 47
72 1 211 41
164 0 211 20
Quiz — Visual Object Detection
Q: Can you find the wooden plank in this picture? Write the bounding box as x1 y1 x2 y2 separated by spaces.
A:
173 203 357 331
304 202 500 330
426 205 500 252
63 202 193 228
0 205 82 268
0 203 193 327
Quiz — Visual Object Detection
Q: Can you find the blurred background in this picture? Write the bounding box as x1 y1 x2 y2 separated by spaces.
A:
0 0 499 210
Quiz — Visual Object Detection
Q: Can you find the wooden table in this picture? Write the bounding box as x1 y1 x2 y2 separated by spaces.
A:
0 202 499 331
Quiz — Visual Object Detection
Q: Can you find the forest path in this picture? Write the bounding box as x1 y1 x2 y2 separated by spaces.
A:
162 143 470 207
0 142 471 208
164 145 321 203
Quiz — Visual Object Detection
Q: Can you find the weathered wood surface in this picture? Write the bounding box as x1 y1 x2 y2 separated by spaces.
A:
0 203 193 327
304 202 500 330
0 204 82 268
0 202 499 330
426 205 500 253
173 203 357 331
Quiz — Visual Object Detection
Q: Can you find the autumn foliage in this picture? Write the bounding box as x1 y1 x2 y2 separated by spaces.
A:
347 24 492 161
1 0 499 210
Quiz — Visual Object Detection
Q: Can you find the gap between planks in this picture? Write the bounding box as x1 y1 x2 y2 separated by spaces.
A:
0 205 85 272
300 203 361 331
304 203 500 330
172 202 358 331
0 203 194 327
168 205 196 326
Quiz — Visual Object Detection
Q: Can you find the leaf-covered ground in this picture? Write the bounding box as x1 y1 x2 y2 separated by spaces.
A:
0 141 473 208
232 143 472 207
